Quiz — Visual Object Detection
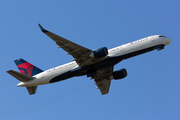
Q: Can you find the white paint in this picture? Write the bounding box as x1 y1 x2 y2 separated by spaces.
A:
17 35 171 87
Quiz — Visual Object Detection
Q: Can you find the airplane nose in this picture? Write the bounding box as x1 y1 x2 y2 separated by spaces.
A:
166 38 172 45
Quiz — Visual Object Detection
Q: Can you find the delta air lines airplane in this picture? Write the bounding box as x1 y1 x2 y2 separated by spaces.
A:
7 24 172 95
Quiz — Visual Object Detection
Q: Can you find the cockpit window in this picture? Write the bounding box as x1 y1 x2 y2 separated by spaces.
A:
159 35 166 37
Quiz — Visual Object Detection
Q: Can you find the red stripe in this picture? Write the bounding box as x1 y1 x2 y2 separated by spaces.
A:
17 62 34 76
26 65 33 76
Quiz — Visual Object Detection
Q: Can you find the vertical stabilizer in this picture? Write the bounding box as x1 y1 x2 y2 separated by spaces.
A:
14 58 43 76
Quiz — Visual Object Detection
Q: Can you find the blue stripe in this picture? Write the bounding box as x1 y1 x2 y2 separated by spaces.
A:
31 67 43 76
50 44 165 83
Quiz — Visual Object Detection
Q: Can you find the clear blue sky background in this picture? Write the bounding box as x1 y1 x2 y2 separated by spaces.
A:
1 0 179 120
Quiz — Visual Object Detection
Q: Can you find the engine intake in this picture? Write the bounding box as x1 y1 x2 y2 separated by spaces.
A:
110 68 127 80
90 47 108 59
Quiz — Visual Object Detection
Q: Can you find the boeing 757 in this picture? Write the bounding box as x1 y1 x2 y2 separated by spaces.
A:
7 24 172 95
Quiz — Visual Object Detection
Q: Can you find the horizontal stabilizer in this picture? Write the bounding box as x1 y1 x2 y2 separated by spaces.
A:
26 86 38 95
7 70 35 82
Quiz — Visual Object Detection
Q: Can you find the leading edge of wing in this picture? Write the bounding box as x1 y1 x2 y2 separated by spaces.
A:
37 24 93 67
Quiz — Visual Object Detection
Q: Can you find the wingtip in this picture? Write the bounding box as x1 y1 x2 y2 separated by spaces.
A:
38 24 48 33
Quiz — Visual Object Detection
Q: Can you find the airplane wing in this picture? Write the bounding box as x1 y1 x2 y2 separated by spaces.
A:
38 24 92 67
96 78 111 95
93 67 113 95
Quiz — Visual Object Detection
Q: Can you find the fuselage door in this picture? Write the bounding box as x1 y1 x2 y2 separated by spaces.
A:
150 36 155 42
120 46 124 52
39 72 44 78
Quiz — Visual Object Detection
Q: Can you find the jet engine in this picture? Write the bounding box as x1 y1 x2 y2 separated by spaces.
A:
110 68 127 80
90 47 108 59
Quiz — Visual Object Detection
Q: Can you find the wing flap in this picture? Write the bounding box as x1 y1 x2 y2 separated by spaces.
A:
96 79 111 95
92 67 114 95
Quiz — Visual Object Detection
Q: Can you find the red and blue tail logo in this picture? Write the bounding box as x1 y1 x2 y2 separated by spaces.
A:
14 58 43 76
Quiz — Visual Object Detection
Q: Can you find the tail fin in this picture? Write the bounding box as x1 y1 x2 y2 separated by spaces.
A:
14 58 43 76
7 70 38 95
8 58 43 95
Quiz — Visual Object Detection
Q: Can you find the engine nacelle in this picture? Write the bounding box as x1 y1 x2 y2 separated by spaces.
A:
110 68 127 80
90 47 108 59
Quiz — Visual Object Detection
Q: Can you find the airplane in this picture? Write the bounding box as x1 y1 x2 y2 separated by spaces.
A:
7 24 172 95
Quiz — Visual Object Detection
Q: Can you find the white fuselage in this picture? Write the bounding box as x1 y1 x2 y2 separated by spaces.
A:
17 35 171 87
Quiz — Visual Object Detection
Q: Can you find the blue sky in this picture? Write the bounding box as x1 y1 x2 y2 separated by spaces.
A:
1 0 179 120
